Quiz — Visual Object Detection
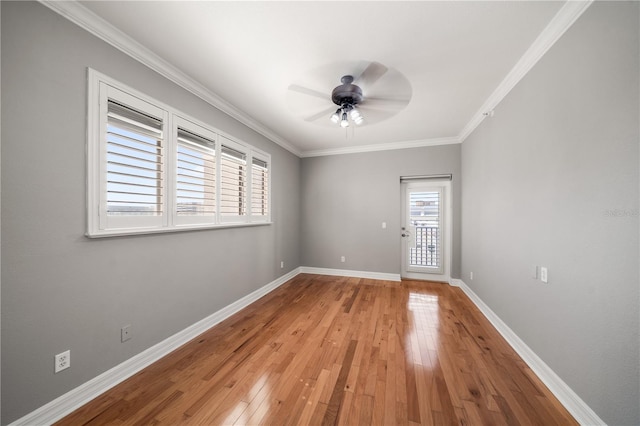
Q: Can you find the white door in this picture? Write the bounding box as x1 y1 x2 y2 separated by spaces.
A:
401 180 451 281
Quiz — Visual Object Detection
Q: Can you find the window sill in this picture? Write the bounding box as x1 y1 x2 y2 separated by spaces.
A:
86 221 273 239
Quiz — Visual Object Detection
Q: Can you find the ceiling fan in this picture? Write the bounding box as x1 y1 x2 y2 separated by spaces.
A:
287 61 412 128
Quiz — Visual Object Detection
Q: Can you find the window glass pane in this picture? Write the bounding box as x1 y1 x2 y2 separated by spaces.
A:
176 128 216 216
220 146 247 216
251 158 269 216
106 100 163 216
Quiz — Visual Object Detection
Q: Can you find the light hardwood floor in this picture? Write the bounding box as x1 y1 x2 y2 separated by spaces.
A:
56 274 577 425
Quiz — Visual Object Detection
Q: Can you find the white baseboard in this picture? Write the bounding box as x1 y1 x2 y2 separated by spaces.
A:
299 266 401 282
449 278 464 287
452 279 605 426
9 268 301 426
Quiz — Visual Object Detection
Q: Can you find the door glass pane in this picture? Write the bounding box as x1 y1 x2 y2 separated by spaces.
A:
409 190 441 268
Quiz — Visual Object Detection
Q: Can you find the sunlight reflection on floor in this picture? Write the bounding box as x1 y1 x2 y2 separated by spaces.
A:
224 373 271 425
406 292 440 369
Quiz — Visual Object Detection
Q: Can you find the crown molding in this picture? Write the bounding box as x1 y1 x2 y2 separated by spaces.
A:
300 136 461 158
458 0 593 142
38 0 302 157
39 0 592 158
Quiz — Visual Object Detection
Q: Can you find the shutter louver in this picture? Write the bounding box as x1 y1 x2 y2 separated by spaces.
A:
220 145 247 216
251 158 268 216
176 128 216 216
106 100 163 216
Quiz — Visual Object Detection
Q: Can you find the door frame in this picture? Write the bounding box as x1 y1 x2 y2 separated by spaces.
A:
400 179 452 282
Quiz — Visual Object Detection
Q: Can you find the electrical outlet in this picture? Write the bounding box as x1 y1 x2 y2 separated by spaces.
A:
54 350 70 373
470 271 473 280
540 267 548 283
280 261 284 269
340 256 346 263
121 325 132 342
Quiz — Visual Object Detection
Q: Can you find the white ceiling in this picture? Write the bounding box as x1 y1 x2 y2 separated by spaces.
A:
71 1 579 157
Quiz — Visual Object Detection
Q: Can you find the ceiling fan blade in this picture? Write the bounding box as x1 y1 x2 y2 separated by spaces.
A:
363 96 411 104
288 84 329 100
355 104 404 123
363 96 411 107
304 106 336 122
354 62 388 89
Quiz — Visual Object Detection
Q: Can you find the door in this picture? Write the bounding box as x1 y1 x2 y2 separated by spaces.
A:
401 180 451 281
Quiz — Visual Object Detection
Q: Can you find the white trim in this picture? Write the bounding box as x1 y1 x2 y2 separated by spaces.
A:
458 0 593 142
38 0 301 158
402 271 450 282
299 266 401 282
0 3 3 424
8 268 301 426
300 137 461 158
87 221 273 239
449 278 464 287
453 279 606 426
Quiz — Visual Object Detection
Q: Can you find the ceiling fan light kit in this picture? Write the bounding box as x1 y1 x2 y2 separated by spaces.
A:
329 75 365 128
340 111 350 128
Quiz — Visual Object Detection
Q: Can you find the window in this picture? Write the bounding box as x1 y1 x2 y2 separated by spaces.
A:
90 83 169 233
251 156 269 220
176 129 216 216
220 139 247 221
87 69 271 237
174 117 217 226
106 100 164 218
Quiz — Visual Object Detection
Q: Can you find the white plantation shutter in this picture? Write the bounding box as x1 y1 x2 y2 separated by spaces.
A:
93 82 169 234
251 156 269 219
106 100 164 216
220 141 247 220
176 127 216 218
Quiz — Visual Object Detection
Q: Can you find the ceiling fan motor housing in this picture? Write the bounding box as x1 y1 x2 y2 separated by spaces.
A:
331 75 363 107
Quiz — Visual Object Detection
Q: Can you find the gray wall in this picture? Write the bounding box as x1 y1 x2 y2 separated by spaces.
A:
461 2 639 425
301 145 461 277
1 2 300 424
2 1 639 425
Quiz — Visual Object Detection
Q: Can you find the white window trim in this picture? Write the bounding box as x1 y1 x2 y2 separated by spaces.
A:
87 68 271 238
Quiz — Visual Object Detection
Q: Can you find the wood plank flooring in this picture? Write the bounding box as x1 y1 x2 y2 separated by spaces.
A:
56 274 577 425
